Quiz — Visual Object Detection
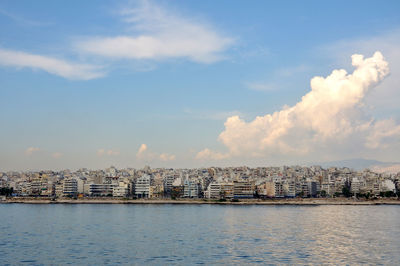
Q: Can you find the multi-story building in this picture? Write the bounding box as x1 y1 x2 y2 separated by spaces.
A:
233 181 254 198
135 174 151 198
89 184 116 196
30 178 42 196
163 175 175 195
2 165 399 200
307 181 318 197
113 182 130 197
351 177 362 194
55 183 64 197
284 181 296 197
63 179 78 197
205 182 221 199
183 179 200 198
274 182 285 197
221 183 234 198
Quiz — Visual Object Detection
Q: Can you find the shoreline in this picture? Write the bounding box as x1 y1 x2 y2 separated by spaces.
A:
2 198 400 205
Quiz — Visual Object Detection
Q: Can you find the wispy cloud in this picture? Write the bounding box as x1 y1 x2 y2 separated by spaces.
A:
0 48 105 80
97 149 120 157
25 147 40 156
0 8 51 27
274 64 310 78
76 0 233 63
183 109 243 121
244 82 277 91
0 1 233 80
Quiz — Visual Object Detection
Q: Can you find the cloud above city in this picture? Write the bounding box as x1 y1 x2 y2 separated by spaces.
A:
97 149 120 157
136 144 176 162
197 52 400 161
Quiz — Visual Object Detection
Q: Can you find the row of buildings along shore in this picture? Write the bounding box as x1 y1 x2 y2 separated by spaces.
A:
1 165 399 199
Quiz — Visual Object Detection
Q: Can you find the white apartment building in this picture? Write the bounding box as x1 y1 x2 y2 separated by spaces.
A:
351 177 362 194
205 182 221 199
135 174 151 198
113 182 130 197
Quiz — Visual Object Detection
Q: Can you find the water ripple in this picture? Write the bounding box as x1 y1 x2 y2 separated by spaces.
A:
0 204 399 265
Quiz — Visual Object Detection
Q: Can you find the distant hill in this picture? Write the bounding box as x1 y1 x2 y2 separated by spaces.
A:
308 158 400 172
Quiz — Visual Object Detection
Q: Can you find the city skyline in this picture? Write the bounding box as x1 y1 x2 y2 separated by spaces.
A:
2 164 399 199
1 0 400 171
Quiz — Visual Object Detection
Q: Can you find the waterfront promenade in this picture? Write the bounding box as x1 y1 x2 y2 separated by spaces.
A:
3 197 400 205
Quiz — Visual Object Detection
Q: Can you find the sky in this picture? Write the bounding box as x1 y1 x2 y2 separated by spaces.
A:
1 0 400 171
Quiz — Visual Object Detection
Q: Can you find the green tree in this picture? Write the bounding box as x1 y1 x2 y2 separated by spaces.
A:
384 191 395 197
342 186 352 198
0 187 13 196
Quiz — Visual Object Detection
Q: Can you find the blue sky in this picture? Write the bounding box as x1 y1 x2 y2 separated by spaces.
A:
1 0 400 171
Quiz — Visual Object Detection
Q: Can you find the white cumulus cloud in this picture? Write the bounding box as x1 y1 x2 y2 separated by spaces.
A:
136 144 175 162
77 1 233 63
0 48 104 80
136 144 148 157
197 52 400 161
97 149 120 157
159 153 176 162
195 148 230 160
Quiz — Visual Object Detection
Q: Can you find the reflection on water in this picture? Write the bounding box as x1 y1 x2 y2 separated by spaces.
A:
1 204 399 265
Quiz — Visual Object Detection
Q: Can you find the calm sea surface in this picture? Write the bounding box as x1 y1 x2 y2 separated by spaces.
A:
1 204 399 265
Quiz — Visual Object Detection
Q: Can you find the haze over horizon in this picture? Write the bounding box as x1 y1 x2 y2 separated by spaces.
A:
1 0 400 171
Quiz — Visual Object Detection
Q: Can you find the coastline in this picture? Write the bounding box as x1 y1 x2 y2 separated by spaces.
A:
2 197 400 205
